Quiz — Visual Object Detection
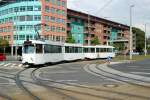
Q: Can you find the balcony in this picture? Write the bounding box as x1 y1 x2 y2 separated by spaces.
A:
111 37 129 42
84 24 95 28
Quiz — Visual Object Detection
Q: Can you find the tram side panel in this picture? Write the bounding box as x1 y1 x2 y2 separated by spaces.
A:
63 46 84 61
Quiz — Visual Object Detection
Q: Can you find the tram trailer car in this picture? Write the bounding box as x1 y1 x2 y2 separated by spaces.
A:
22 40 115 65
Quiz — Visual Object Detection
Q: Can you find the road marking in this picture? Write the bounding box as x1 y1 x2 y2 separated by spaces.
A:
4 63 11 67
10 64 16 68
128 66 140 68
18 64 23 67
57 80 78 82
44 71 77 74
130 72 150 75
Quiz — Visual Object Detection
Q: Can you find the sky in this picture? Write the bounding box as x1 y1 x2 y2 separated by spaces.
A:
67 0 150 37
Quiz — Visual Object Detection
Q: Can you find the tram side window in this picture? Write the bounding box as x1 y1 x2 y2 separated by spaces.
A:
84 48 88 53
108 48 113 52
44 45 61 53
91 48 95 53
52 45 62 53
101 48 105 52
65 46 69 53
36 44 43 53
65 46 79 53
78 47 82 53
96 48 100 53
75 47 78 53
44 45 50 53
24 45 35 54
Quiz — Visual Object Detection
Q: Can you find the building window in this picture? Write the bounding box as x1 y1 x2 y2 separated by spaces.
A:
19 25 25 31
45 16 50 21
51 16 55 22
14 7 19 12
19 35 25 40
45 6 50 13
57 0 61 6
51 26 55 32
26 15 33 21
51 0 56 4
19 16 26 21
34 15 41 21
20 6 26 12
26 25 33 30
27 6 33 11
14 35 18 40
62 1 66 7
51 7 55 14
34 6 41 11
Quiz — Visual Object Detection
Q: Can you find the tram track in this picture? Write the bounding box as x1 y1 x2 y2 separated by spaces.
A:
0 93 12 100
15 68 41 100
96 65 150 87
31 67 150 100
85 64 150 99
0 65 78 100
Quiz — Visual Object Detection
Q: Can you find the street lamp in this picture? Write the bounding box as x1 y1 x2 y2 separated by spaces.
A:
129 5 134 60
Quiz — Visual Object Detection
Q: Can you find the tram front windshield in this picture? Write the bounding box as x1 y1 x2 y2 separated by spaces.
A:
24 45 35 54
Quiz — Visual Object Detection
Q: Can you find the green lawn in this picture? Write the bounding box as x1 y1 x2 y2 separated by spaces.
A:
113 55 150 62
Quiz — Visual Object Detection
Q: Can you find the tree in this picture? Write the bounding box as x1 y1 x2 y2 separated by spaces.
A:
66 33 76 43
132 27 145 53
0 38 9 54
91 36 100 45
113 42 125 51
147 37 150 50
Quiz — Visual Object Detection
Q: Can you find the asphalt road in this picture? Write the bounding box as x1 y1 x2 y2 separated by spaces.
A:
110 59 150 77
38 61 120 86
0 60 150 100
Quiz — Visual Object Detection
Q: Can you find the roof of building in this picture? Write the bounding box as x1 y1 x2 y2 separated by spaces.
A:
67 8 129 30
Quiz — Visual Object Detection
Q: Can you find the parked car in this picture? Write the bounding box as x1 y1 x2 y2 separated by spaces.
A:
0 53 6 61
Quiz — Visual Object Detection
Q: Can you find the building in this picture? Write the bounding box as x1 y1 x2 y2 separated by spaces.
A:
67 9 130 53
0 0 67 55
0 0 130 55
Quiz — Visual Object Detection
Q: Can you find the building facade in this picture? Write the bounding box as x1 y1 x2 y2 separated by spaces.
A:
67 9 130 53
0 0 130 55
0 0 67 55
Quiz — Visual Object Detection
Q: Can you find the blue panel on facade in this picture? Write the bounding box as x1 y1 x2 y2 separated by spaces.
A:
111 28 117 40
71 21 84 44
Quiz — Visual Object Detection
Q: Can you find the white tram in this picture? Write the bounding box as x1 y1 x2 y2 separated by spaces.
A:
22 40 115 65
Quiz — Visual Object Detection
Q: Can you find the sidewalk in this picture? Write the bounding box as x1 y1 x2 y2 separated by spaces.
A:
6 55 21 61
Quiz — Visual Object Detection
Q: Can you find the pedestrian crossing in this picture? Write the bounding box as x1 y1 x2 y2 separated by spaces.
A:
0 62 24 69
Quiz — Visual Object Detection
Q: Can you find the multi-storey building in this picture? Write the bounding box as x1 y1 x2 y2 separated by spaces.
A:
67 9 130 53
0 0 130 55
0 0 67 55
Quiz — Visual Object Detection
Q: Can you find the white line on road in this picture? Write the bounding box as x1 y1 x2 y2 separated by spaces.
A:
128 66 140 68
4 63 12 67
18 64 23 67
57 80 78 82
130 72 150 75
44 71 78 74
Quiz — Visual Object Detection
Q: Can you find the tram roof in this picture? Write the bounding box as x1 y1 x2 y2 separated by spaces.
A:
95 45 115 48
84 45 114 48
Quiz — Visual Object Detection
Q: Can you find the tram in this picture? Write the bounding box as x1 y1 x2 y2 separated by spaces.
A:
22 40 115 65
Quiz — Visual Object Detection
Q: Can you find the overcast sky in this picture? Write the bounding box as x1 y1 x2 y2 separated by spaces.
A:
68 0 150 36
